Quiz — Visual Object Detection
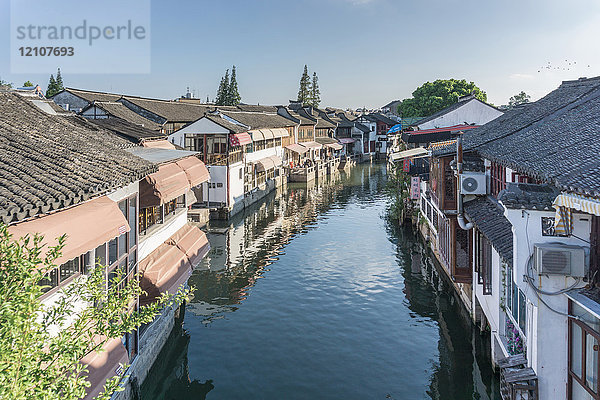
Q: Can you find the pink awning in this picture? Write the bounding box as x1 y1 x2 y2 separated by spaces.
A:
338 138 356 144
140 163 190 207
167 224 210 267
230 132 252 147
82 336 128 400
175 156 210 187
139 223 210 305
300 141 322 149
142 139 175 150
285 143 308 154
8 196 129 266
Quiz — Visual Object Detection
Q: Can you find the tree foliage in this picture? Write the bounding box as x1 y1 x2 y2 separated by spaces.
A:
397 79 488 118
297 65 311 106
309 72 321 108
508 91 530 108
227 66 241 106
23 81 34 87
46 68 65 97
0 77 12 89
215 66 241 106
0 224 188 400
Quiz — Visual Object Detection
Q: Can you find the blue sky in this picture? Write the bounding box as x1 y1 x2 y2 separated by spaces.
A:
1 0 600 109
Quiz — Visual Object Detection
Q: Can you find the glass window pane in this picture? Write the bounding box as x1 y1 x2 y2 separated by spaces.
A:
118 200 127 218
129 197 137 249
119 233 127 258
109 238 118 265
95 243 107 267
38 268 58 294
60 258 79 283
572 323 583 379
128 250 137 274
572 379 595 400
108 268 119 290
586 333 598 392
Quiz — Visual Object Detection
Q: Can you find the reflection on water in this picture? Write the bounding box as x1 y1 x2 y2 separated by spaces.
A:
141 164 499 400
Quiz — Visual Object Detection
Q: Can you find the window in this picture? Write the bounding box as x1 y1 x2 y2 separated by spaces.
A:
38 256 82 295
184 134 203 153
491 161 506 197
139 205 163 234
569 300 600 399
475 230 492 294
505 262 526 340
444 164 455 201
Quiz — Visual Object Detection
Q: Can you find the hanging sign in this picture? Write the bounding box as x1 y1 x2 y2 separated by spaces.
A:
411 177 421 200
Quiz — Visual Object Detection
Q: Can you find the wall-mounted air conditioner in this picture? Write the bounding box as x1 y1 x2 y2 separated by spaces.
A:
459 172 487 195
533 243 588 277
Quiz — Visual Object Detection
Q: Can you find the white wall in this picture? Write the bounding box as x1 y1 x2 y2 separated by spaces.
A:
505 207 591 399
168 117 229 148
228 162 244 207
417 99 503 130
205 165 228 205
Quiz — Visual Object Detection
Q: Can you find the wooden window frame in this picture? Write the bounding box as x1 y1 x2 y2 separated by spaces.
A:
568 300 600 399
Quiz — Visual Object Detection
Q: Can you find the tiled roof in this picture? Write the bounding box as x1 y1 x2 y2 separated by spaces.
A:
204 114 248 134
84 102 162 131
428 139 456 156
288 109 316 126
0 92 155 224
88 118 166 143
465 77 600 197
57 87 122 103
120 97 210 122
363 113 397 126
236 104 278 113
464 197 513 265
498 183 560 211
218 110 296 129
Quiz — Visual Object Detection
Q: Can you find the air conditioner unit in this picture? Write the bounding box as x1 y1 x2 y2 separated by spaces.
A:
459 172 487 195
533 243 588 277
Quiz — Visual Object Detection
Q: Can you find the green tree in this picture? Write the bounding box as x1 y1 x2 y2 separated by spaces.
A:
227 65 241 106
309 72 320 108
0 224 188 400
55 68 64 92
23 81 34 87
0 77 12 89
46 75 59 97
508 91 530 108
397 79 488 118
215 69 230 106
297 65 311 106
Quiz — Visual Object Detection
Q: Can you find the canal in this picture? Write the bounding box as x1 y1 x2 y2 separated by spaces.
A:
141 163 500 400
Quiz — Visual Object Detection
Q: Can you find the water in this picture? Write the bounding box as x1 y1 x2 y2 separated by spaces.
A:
141 163 500 400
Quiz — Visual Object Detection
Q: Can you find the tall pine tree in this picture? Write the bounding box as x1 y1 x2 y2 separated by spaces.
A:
46 74 57 97
227 65 241 106
297 65 311 106
46 68 65 97
55 68 64 92
310 72 321 108
215 69 230 106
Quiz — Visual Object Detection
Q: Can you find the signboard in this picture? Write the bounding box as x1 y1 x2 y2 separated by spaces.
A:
403 159 410 172
410 177 421 200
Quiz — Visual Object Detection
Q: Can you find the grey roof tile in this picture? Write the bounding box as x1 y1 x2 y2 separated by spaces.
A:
498 183 560 211
464 196 513 264
0 92 155 224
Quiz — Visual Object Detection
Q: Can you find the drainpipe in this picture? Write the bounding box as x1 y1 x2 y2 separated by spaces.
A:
456 133 473 230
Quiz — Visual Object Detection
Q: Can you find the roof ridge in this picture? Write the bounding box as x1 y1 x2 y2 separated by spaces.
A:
472 82 600 150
